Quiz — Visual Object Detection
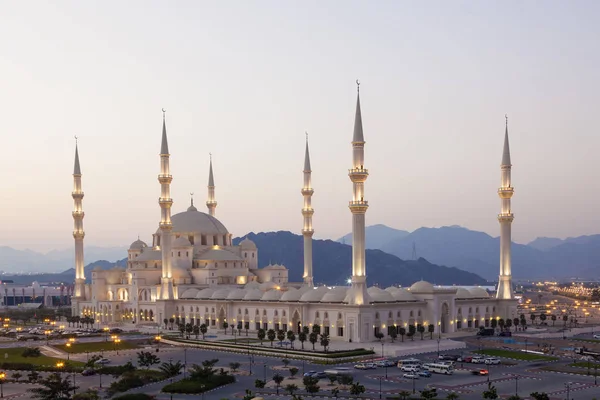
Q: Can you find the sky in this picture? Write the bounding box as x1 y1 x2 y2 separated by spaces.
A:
1 1 599 252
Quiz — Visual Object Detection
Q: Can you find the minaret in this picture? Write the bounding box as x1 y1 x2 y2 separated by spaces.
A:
496 115 514 300
72 138 86 300
158 110 174 300
301 133 314 287
348 81 370 305
206 154 217 216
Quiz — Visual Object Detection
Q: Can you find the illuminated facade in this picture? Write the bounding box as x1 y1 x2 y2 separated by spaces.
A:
71 87 517 343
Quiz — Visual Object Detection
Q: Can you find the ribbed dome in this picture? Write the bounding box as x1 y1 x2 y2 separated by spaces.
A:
385 286 400 293
179 288 199 299
243 288 263 301
226 289 247 300
196 288 216 299
469 287 489 298
410 280 435 293
244 281 261 290
259 282 278 290
168 209 229 235
240 238 257 249
172 236 192 247
129 239 148 250
299 286 329 302
455 288 474 299
261 289 282 301
280 286 310 302
211 289 230 300
368 287 394 302
393 288 417 301
320 287 348 303
171 265 191 280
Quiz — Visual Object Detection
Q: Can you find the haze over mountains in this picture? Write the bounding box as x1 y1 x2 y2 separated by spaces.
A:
337 225 600 280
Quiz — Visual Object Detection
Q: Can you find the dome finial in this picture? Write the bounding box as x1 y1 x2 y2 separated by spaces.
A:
356 79 360 93
187 192 198 211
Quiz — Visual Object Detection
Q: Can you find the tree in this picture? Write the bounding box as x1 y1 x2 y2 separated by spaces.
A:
320 333 330 352
312 325 321 335
277 330 286 345
420 388 438 399
398 390 412 400
12 372 22 382
375 332 384 341
563 314 569 326
520 317 527 330
137 351 160 370
285 384 299 395
289 367 299 378
505 319 512 331
28 372 78 400
338 374 353 386
223 321 229 334
551 315 557 326
163 318 168 329
303 376 320 396
491 319 498 329
257 328 266 345
530 313 536 325
539 314 547 324
328 375 337 385
445 393 460 400
513 318 520 331
193 325 200 339
428 324 435 339
168 317 174 329
331 388 340 398
408 325 416 341
159 360 184 378
399 327 406 342
529 392 549 400
189 358 219 379
303 326 310 335
287 331 296 348
498 318 505 331
229 362 241 372
177 323 185 337
309 332 318 350
254 379 266 388
28 370 40 383
72 389 101 400
298 331 307 349
350 382 366 397
200 323 208 339
417 324 425 340
85 355 102 369
267 329 276 347
273 373 284 395
282 358 291 367
482 383 498 399
506 395 521 400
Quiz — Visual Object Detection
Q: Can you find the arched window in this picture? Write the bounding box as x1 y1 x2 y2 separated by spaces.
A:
375 312 380 319
316 311 320 318
190 306 193 312
492 306 496 312
486 306 489 313
256 309 260 315
282 310 286 317
476 307 479 313
274 310 278 316
245 309 248 315
458 308 462 314
338 313 342 320
417 310 421 317
263 310 267 316
468 307 472 314
324 312 328 319
409 311 414 317
388 311 392 318
397 311 401 317
238 308 241 315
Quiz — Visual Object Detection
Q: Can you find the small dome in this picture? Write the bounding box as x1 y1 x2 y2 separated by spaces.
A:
196 288 216 299
261 289 282 301
244 281 261 290
321 287 348 303
129 239 147 250
240 238 257 250
259 282 278 290
172 236 192 247
280 286 310 302
393 288 417 301
343 287 372 304
243 288 264 301
455 288 474 299
179 288 199 299
171 265 191 280
469 287 489 298
211 289 230 300
226 289 247 300
368 287 394 302
385 286 400 293
299 286 330 302
263 264 286 270
410 280 435 293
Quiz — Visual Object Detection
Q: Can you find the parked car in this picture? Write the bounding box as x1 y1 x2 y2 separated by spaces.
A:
303 370 317 377
96 358 111 365
377 360 396 368
593 334 600 339
365 363 377 369
109 328 123 334
484 358 500 365
354 364 368 370
470 356 485 364
418 370 432 378
312 372 327 379
401 366 420 373
81 369 96 376
461 356 473 363
439 354 460 361
403 373 419 379
498 331 512 337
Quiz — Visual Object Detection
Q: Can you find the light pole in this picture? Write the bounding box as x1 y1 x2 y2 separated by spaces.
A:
0 371 5 398
565 382 572 400
381 342 384 358
66 343 71 360
412 374 416 394
263 363 267 382
514 375 519 396
379 376 382 399
437 338 441 357
525 338 528 353
183 348 187 379
155 334 161 352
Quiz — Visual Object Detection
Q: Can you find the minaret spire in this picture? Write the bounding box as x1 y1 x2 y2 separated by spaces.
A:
206 153 217 216
496 114 514 300
347 80 370 306
301 132 314 287
72 137 86 307
158 109 174 300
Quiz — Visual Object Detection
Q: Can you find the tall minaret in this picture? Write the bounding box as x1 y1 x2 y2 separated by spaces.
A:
348 81 370 305
206 154 217 216
301 133 314 287
496 115 514 300
158 110 174 300
72 138 86 301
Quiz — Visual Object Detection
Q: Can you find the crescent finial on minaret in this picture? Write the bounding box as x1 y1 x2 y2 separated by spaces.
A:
505 114 508 127
74 135 78 143
356 79 360 92
162 108 166 120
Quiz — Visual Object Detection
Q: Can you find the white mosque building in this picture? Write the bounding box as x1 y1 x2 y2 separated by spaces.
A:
71 86 517 343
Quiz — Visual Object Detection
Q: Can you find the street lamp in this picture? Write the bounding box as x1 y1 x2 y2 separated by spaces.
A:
0 371 5 398
183 348 187 379
45 330 51 345
379 376 382 399
381 342 384 358
103 327 109 342
263 363 267 382
565 382 572 400
66 343 71 360
155 335 161 352
411 374 416 394
514 375 519 396
524 338 528 353
113 337 121 355
437 338 441 357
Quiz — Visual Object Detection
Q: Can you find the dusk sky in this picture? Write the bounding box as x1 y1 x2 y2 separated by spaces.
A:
1 1 598 252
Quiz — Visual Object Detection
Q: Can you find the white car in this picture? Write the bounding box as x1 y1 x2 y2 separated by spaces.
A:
403 373 419 379
484 358 500 365
401 366 420 372
471 356 485 364
96 358 111 365
354 363 368 370
593 334 600 339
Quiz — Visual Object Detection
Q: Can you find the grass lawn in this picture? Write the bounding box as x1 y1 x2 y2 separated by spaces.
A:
219 338 262 343
473 349 558 361
570 361 600 369
54 340 140 354
573 338 600 344
0 347 85 367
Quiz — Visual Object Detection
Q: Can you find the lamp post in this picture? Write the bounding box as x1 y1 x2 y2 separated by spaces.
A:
0 371 5 398
66 343 71 360
437 338 441 357
155 335 161 352
381 342 384 358
379 376 382 399
263 363 267 382
525 338 528 353
565 382 572 400
103 327 109 342
183 348 187 379
514 375 519 397
412 374 416 394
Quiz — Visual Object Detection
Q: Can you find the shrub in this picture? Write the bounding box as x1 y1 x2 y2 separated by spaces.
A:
162 374 235 394
21 348 41 358
112 394 156 400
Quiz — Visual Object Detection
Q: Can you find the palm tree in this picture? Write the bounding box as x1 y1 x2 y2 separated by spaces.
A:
277 330 285 346
563 314 569 327
257 328 266 345
28 372 77 400
320 333 330 352
185 323 193 339
428 324 435 339
159 360 184 378
539 313 547 325
530 314 537 325
284 384 299 395
223 321 229 334
551 315 557 326
298 331 307 349
163 318 168 329
445 392 460 400
390 329 398 342
287 331 296 349
505 319 512 331
267 329 276 347
272 373 284 395
498 318 505 331
168 317 174 329
193 325 200 339
309 332 318 350
513 318 520 331
399 327 406 342
417 324 425 340
200 323 208 339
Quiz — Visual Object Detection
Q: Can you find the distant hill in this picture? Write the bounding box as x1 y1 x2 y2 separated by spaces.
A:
336 224 409 250
234 231 486 286
527 237 566 251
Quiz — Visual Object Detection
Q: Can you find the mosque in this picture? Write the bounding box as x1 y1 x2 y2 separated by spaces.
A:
71 86 517 343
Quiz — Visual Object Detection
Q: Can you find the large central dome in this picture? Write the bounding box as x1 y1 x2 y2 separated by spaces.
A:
169 209 229 235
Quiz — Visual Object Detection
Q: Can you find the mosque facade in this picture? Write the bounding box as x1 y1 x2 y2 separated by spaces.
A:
71 86 517 343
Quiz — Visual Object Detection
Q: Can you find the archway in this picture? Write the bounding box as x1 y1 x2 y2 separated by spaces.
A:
441 302 449 333
292 309 301 333
218 307 226 328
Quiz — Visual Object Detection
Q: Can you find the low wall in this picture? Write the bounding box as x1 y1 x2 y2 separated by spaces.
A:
392 339 466 357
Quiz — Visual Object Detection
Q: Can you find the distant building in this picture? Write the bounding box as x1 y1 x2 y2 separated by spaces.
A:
71 86 517 342
1 281 69 307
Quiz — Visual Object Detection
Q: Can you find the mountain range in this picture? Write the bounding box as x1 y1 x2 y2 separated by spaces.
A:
337 225 600 280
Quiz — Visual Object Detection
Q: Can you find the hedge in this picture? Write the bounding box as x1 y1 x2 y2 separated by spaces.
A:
162 374 235 394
